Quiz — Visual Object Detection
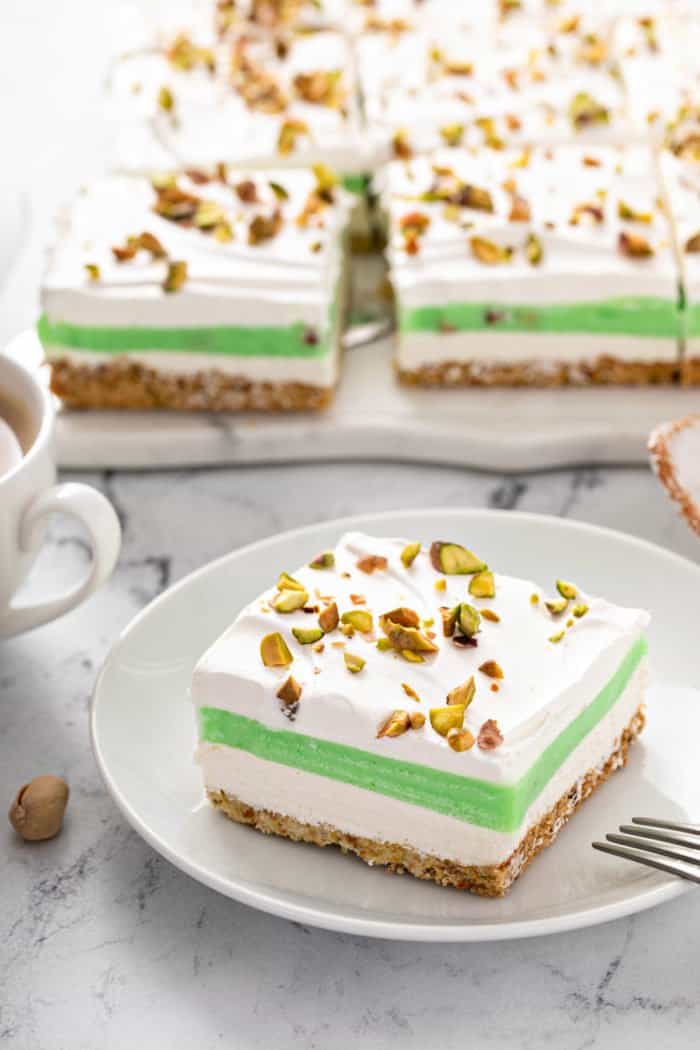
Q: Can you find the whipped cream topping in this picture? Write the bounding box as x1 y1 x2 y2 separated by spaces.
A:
193 531 649 786
382 144 679 309
42 169 351 332
109 27 373 174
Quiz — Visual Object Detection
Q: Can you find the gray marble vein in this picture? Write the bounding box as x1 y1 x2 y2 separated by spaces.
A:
2 462 700 1050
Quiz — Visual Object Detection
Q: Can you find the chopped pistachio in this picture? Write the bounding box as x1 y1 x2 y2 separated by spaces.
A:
260 632 293 667
481 608 501 623
277 571 305 592
618 200 652 224
272 589 309 613
556 579 578 600
277 675 302 706
440 605 459 637
446 675 476 708
341 609 373 633
162 260 187 293
157 85 175 112
618 231 653 258
269 180 289 201
277 118 309 156
430 541 486 575
344 651 366 674
458 603 481 638
572 602 589 618
401 541 421 568
84 263 100 282
401 650 425 663
545 598 569 615
376 638 392 652
402 682 421 702
568 91 609 130
381 607 420 628
213 221 233 242
380 618 439 654
447 727 475 752
477 719 504 751
479 660 504 679
440 123 465 147
435 578 446 592
549 630 566 644
470 236 513 265
525 232 544 266
318 601 339 633
194 200 226 228
566 617 574 628
313 642 325 653
468 570 495 598
430 704 465 737
309 551 335 570
312 163 339 195
530 593 540 605
357 554 388 574
410 711 426 730
377 710 410 738
292 627 324 645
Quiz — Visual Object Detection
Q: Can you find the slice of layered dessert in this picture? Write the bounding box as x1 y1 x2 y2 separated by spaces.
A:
109 26 371 189
193 532 649 896
39 166 350 411
383 144 681 386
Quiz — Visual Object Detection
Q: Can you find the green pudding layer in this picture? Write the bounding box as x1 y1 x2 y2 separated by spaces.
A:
199 636 647 833
38 316 332 358
685 303 700 338
401 298 679 338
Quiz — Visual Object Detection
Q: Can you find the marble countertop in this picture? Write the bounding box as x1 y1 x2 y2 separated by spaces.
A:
2 3 700 1047
2 463 700 1050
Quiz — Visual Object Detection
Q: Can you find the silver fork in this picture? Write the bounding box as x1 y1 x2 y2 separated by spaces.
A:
593 817 700 884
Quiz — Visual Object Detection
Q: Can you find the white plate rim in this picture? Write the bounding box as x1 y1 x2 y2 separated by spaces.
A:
90 508 696 942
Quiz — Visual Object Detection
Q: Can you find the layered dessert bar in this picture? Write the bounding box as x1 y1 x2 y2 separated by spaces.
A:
383 145 681 386
109 26 370 183
193 532 649 896
39 167 350 411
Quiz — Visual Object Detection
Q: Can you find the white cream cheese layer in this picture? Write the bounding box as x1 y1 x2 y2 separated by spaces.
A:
193 531 649 789
197 657 646 866
41 170 350 351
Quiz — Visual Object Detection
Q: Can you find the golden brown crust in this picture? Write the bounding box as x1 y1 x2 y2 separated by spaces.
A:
398 357 679 388
48 357 333 412
681 358 700 386
648 414 700 536
208 705 645 897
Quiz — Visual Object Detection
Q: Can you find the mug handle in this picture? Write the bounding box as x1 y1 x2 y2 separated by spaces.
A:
0 482 121 638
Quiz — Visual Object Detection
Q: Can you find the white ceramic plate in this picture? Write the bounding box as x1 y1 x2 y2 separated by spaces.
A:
10 329 700 473
91 509 700 941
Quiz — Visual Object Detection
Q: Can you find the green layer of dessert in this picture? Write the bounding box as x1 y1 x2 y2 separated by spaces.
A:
199 636 647 833
400 298 679 338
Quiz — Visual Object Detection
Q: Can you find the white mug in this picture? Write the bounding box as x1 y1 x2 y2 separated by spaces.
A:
0 352 121 637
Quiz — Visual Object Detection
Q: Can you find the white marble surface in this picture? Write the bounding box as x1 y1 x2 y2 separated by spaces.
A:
2 464 700 1049
2 3 700 1048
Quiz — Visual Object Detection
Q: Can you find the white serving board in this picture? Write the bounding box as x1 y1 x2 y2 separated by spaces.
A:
7 329 700 472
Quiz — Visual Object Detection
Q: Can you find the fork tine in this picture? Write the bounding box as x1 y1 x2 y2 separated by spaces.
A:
592 841 700 884
607 833 700 867
619 825 700 851
632 817 700 836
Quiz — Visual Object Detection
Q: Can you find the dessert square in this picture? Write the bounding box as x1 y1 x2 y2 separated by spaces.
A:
109 25 372 181
382 144 681 387
39 167 351 411
193 532 649 896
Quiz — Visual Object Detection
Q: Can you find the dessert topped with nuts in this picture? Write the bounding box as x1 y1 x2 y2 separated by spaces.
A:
194 530 649 895
109 24 369 175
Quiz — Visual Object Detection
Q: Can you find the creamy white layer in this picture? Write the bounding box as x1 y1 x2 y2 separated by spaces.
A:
197 658 647 867
43 346 340 386
193 532 649 788
397 332 678 370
